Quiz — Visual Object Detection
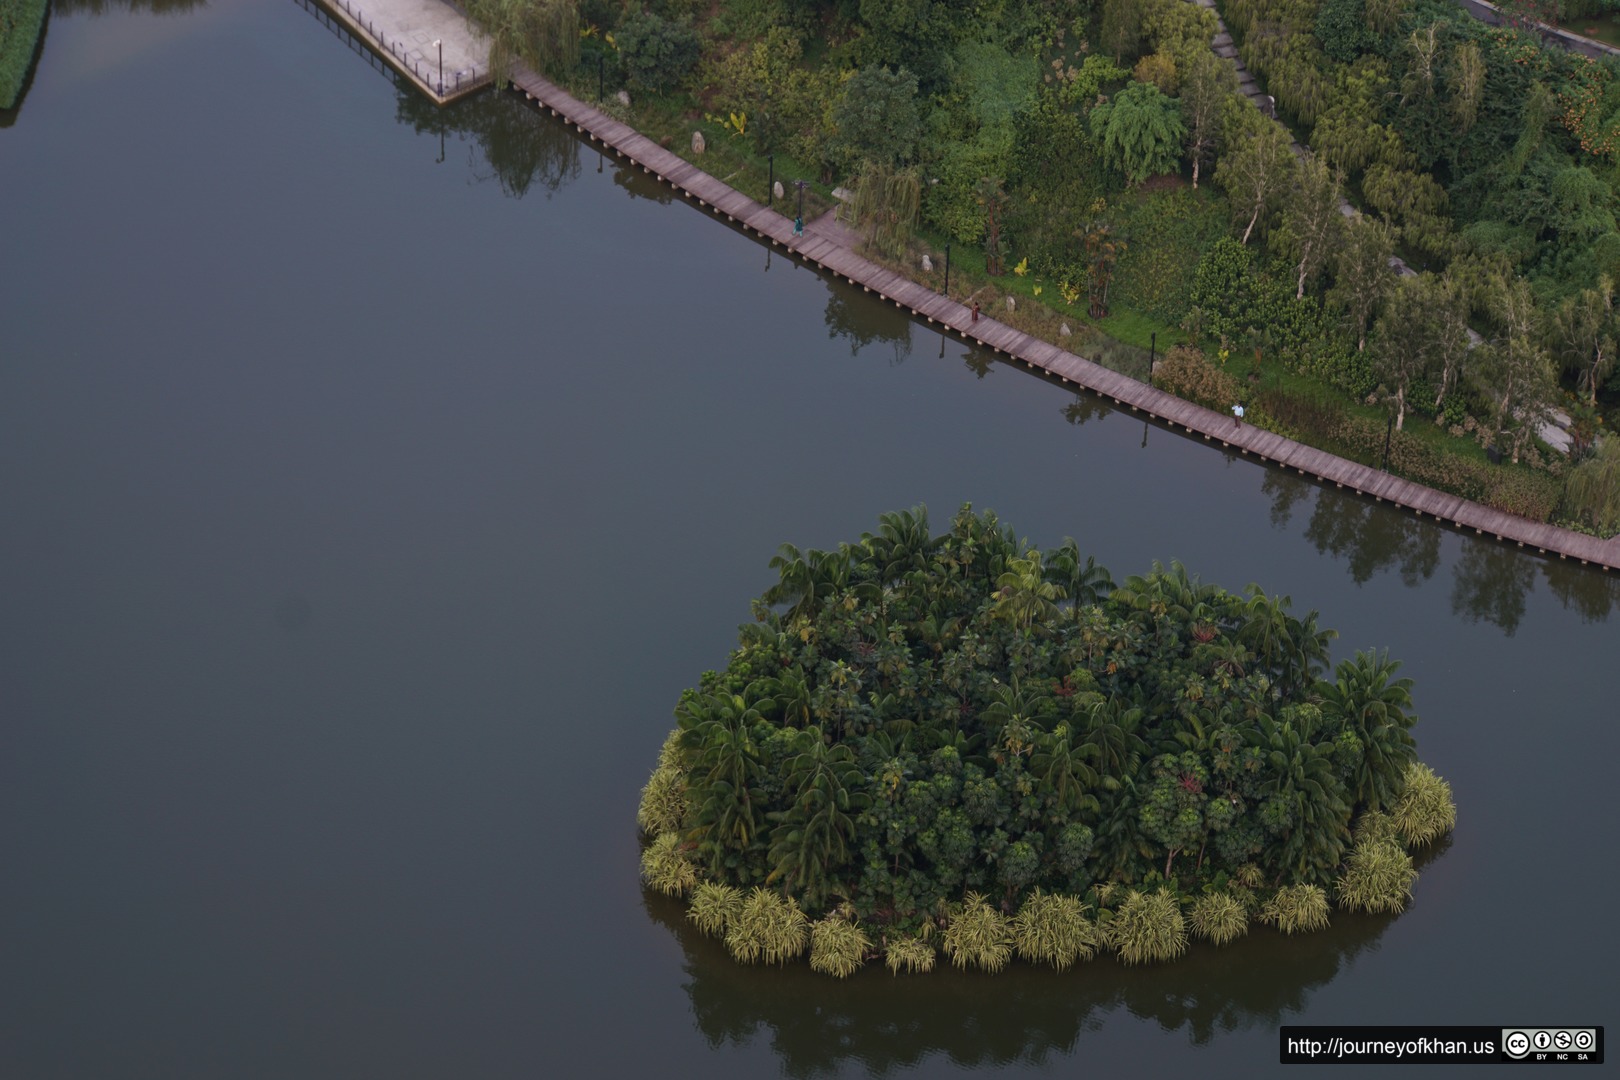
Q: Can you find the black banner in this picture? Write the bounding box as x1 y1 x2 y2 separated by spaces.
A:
1280 1026 1604 1065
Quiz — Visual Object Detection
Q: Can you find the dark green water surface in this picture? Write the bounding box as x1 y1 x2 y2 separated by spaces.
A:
4 4 1618 1077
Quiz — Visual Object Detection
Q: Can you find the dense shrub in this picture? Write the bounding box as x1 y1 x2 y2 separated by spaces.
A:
1109 189 1230 323
641 832 699 896
942 892 1015 972
1261 883 1331 934
809 916 872 977
1011 890 1099 970
688 882 745 937
1188 891 1250 945
1152 345 1243 410
1335 838 1417 913
883 934 936 974
1314 0 1378 64
636 762 688 835
726 888 811 964
1191 239 1340 363
1391 762 1457 848
615 7 702 94
1108 888 1188 964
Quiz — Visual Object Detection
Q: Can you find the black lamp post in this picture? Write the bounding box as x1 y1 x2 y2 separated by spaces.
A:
795 179 808 220
598 54 605 100
768 155 774 206
1150 331 1156 371
944 242 952 297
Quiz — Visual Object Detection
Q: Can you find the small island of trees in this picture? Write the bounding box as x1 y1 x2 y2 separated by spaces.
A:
638 506 1456 975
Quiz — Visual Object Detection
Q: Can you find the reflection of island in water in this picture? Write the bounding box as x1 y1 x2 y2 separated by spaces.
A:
1261 471 1620 635
644 842 1446 1078
648 888 1398 1076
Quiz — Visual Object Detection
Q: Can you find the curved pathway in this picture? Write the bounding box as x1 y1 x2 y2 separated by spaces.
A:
506 66 1619 571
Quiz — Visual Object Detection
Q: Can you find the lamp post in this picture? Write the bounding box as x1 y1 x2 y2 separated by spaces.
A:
795 179 808 220
433 39 442 96
944 242 952 297
1150 331 1156 373
768 155 774 206
598 53 605 100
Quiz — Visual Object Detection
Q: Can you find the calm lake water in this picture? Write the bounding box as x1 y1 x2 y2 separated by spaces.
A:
4 4 1618 1078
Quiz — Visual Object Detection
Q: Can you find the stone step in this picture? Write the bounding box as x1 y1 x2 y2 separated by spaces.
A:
1238 77 1259 94
1213 31 1233 48
1215 44 1239 59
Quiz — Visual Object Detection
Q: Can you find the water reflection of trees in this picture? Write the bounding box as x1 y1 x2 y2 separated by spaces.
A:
1062 393 1110 428
395 86 580 199
644 890 1400 1077
823 284 911 364
1261 471 1620 634
53 0 206 13
1264 472 1441 587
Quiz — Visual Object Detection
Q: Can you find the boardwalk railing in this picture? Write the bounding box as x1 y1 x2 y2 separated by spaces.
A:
302 0 485 100
296 0 400 85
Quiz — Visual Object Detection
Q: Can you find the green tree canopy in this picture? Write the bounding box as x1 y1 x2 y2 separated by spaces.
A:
830 65 923 171
1089 81 1186 188
615 7 701 94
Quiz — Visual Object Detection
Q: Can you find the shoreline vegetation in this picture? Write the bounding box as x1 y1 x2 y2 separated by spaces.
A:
636 506 1457 975
0 0 48 110
460 0 1620 541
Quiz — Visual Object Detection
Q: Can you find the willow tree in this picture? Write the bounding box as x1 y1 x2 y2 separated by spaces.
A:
1449 42 1485 134
1089 81 1186 188
1364 0 1412 34
465 0 579 81
1565 439 1620 536
850 163 921 260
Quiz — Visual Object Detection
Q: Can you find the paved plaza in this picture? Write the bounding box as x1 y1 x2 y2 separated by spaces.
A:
319 0 491 104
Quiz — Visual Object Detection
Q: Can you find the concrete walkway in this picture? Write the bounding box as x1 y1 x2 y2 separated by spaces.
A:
311 0 492 104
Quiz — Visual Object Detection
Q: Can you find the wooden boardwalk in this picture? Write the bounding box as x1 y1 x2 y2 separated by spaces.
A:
507 66 1620 573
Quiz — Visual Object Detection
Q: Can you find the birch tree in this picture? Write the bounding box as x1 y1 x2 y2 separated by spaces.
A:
1329 214 1395 352
1180 50 1237 190
1215 108 1296 246
1273 151 1343 299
